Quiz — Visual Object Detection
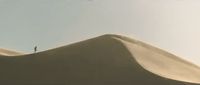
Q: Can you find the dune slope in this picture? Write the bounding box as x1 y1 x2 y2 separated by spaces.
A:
0 34 200 85
0 48 23 56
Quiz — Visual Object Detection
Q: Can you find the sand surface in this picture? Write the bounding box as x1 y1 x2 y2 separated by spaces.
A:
0 34 200 85
0 48 23 56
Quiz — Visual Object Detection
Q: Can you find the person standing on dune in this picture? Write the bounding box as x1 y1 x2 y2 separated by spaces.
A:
34 46 37 53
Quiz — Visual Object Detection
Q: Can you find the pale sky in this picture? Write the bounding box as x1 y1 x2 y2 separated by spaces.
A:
0 0 200 65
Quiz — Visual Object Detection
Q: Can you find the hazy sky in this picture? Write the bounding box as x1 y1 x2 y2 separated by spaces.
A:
0 0 200 65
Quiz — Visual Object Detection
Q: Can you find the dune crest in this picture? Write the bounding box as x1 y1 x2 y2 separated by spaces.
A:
110 34 200 83
0 34 200 85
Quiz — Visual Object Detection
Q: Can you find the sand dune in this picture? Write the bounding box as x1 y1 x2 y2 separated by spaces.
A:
0 48 23 56
0 34 200 85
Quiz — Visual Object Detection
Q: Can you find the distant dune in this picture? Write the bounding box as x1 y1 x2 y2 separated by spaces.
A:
0 34 200 85
0 48 23 56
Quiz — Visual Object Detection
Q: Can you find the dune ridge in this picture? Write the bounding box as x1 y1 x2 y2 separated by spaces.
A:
0 34 199 85
110 34 200 83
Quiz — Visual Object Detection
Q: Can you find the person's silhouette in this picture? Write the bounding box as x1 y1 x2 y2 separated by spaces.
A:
34 46 37 53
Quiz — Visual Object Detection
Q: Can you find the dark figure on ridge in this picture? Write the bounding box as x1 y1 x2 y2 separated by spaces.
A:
34 46 37 53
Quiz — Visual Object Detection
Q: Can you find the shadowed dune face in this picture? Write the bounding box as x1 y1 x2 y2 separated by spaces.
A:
0 34 200 85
